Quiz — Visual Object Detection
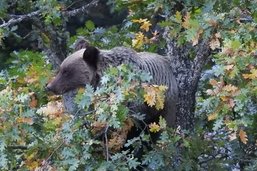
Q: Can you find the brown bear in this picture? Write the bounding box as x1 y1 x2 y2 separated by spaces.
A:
46 45 178 127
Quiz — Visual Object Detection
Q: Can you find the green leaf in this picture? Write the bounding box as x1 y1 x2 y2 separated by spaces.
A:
175 11 182 23
85 20 95 31
101 75 110 85
231 39 241 50
0 153 8 169
128 157 140 169
68 159 80 171
213 118 223 131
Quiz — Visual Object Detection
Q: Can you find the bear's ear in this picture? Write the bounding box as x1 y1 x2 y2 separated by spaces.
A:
83 46 99 69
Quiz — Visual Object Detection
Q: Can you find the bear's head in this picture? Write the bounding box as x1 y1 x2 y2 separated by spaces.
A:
46 46 100 94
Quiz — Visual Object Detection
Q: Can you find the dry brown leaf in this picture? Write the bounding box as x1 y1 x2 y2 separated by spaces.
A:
206 89 215 95
182 12 191 29
229 131 237 141
16 117 33 125
209 37 221 50
209 79 218 86
37 101 64 118
207 112 218 121
225 64 234 71
223 84 238 92
29 92 38 108
239 129 248 144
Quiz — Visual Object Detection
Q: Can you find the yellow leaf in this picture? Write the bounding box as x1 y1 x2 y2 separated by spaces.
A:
239 129 248 144
243 69 257 80
149 122 161 133
132 18 147 23
158 85 168 91
143 93 156 107
143 84 167 110
207 112 217 121
223 84 238 93
140 20 152 32
16 117 34 125
25 152 40 170
132 32 145 49
155 94 165 110
132 18 152 31
175 11 182 22
27 161 40 170
220 96 229 102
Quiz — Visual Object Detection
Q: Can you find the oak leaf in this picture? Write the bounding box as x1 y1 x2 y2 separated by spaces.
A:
182 12 191 29
207 112 218 121
140 20 152 32
149 122 161 133
132 32 145 49
209 79 218 86
239 129 248 144
243 69 257 80
29 92 38 108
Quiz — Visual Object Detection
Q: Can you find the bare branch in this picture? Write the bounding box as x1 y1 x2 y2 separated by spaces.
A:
0 10 41 28
7 145 28 150
104 125 109 161
44 141 64 163
0 0 99 29
63 0 99 17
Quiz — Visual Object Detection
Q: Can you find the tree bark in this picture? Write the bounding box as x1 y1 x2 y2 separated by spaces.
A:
165 32 211 130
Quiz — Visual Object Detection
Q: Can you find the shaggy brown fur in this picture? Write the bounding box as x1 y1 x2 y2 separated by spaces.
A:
47 46 178 127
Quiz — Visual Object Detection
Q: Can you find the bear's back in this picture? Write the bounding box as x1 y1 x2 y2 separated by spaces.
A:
137 52 178 99
100 47 178 100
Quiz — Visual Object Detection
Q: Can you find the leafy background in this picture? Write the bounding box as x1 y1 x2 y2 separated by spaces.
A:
0 0 257 170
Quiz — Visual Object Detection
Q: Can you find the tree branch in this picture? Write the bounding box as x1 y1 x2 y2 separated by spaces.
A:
0 0 99 29
63 0 99 17
7 145 28 150
0 10 41 28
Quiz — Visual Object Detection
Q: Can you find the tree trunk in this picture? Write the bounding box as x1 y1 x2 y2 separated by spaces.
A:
165 35 211 130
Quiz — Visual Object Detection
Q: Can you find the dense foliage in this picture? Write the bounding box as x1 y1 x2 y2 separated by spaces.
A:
0 0 257 170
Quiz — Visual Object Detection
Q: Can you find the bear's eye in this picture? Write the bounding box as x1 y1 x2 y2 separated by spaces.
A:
62 69 70 76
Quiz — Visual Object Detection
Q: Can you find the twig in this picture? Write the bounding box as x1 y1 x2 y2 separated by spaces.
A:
63 0 99 17
198 153 229 165
44 141 65 164
65 0 84 10
7 145 28 150
104 125 109 161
